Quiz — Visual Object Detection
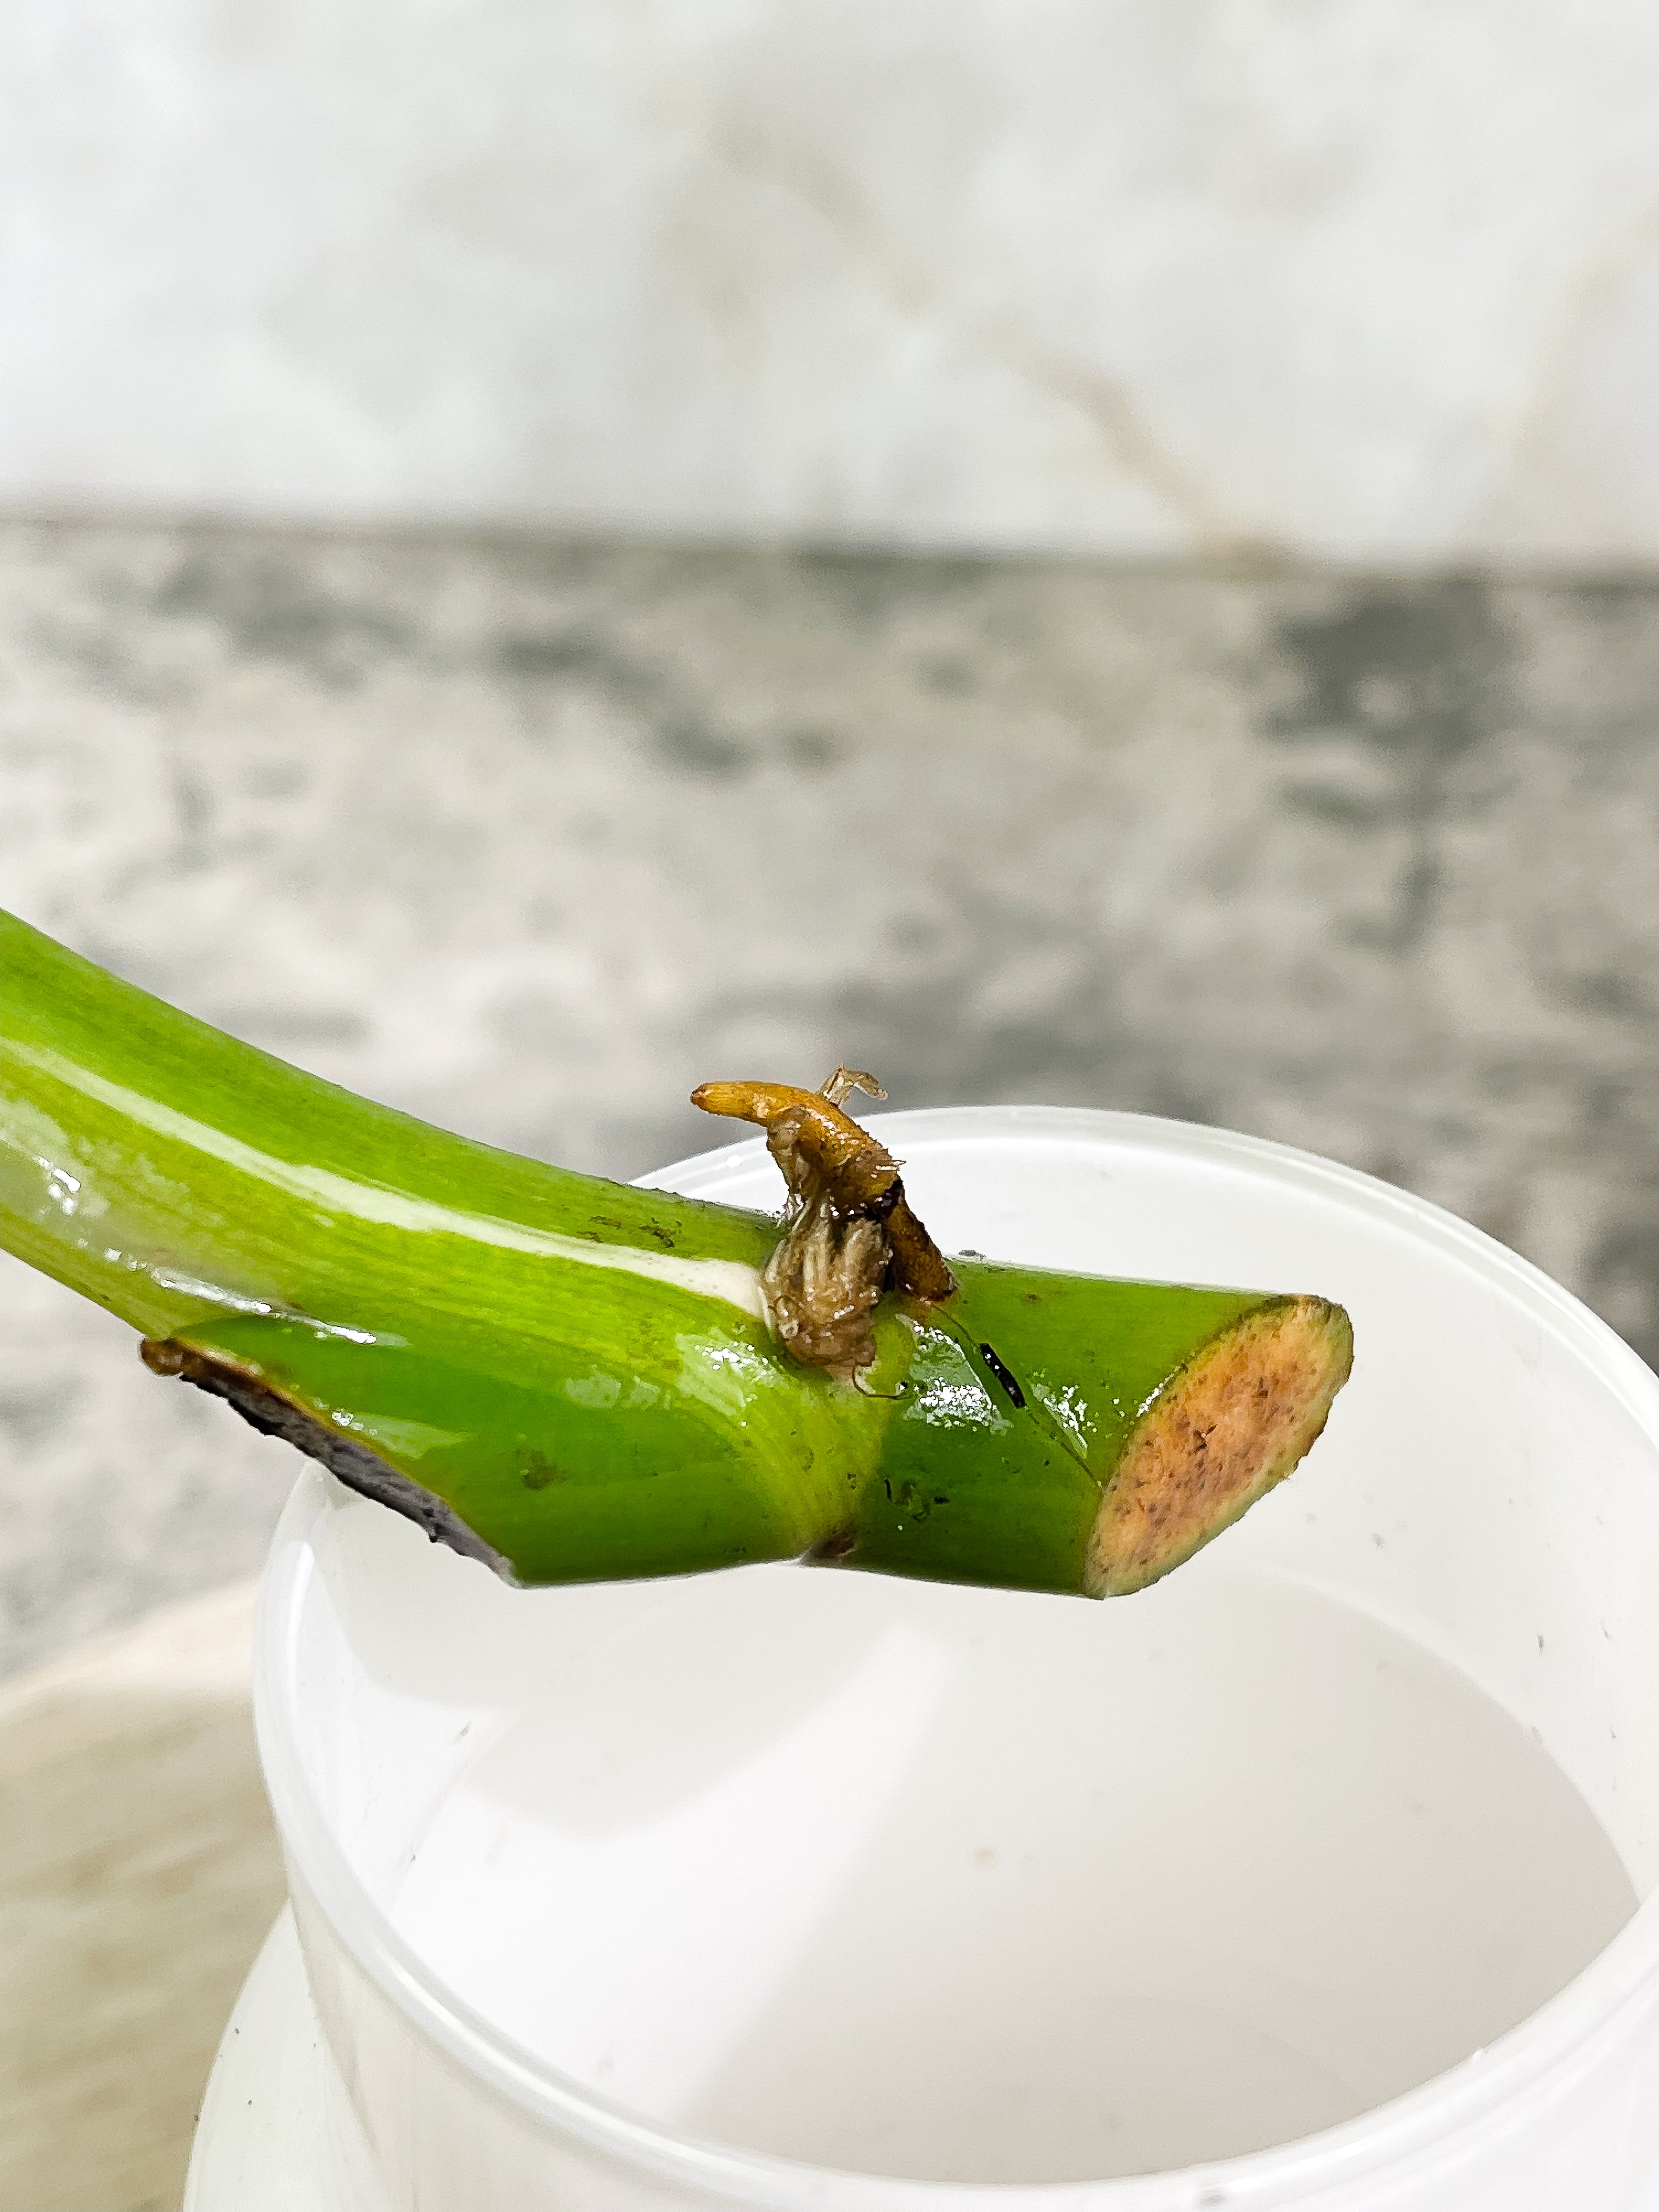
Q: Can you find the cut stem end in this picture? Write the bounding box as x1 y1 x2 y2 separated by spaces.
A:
1085 1296 1355 1598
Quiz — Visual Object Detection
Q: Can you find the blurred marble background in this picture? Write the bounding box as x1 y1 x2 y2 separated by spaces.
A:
7 3 1659 561
4 516 1659 1680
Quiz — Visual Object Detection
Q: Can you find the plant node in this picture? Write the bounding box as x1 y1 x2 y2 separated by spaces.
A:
691 1066 958 1378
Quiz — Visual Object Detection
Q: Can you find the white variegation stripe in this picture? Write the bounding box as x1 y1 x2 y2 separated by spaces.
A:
10 1045 768 1323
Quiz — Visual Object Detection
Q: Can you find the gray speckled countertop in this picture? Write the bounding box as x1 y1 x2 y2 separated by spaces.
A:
4 520 1659 1678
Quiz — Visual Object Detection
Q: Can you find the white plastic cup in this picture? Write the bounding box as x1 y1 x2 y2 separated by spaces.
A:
254 1109 1659 2210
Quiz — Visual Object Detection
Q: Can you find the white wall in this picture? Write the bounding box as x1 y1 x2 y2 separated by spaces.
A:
7 1 1659 563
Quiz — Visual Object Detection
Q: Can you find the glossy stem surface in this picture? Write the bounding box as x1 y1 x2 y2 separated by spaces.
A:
0 911 1350 1597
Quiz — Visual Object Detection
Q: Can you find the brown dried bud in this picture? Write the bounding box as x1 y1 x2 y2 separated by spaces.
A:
690 1067 958 1378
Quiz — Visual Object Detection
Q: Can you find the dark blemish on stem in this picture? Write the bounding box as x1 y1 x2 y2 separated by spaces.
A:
140 1336 513 1578
979 1341 1025 1408
590 1211 675 1246
518 1447 565 1491
809 1524 859 1564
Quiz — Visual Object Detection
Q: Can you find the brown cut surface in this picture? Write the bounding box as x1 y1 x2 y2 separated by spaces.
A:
1086 1296 1353 1598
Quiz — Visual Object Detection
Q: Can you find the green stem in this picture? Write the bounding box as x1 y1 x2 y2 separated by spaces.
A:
0 911 1351 1598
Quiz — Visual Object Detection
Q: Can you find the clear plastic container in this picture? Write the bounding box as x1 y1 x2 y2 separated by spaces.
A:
253 1109 1659 2209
